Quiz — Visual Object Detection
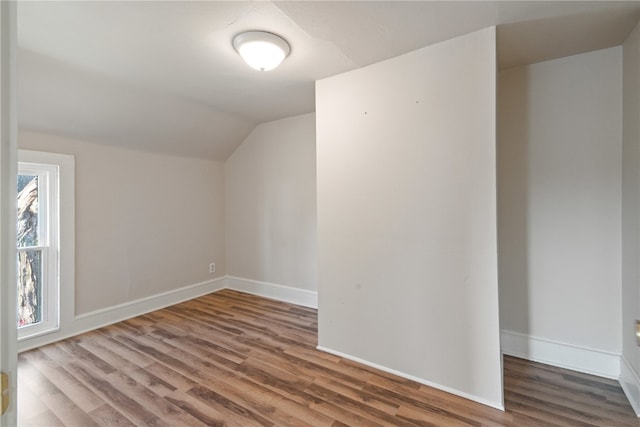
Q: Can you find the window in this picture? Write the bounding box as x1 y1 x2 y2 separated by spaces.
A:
16 150 73 343
17 161 59 338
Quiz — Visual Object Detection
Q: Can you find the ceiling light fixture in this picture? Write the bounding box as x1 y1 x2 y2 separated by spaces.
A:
233 31 290 71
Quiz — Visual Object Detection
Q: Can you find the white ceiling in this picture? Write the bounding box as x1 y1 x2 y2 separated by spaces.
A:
17 1 640 160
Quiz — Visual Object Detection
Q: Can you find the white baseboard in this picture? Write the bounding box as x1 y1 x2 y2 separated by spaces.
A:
501 330 620 379
226 276 318 308
18 275 317 352
317 345 505 411
18 277 226 352
620 356 640 417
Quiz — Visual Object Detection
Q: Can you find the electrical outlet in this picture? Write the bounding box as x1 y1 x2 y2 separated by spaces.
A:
209 263 216 273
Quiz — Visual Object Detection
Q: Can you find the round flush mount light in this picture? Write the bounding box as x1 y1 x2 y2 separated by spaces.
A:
233 31 290 71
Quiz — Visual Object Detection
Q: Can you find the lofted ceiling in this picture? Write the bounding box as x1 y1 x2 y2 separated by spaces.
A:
17 1 640 161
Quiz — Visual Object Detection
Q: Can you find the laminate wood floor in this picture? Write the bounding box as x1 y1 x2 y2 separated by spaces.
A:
17 289 638 426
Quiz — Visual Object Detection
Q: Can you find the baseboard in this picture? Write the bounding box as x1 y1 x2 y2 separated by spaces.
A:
620 356 640 417
226 276 318 308
317 345 505 411
501 330 620 379
18 276 226 352
18 275 317 352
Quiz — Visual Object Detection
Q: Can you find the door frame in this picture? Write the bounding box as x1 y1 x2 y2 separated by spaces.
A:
0 1 18 425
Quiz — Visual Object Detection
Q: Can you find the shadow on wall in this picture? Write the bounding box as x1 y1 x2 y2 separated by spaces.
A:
497 66 531 354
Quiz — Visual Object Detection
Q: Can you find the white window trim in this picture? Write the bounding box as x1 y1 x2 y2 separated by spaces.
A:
17 149 74 343
17 162 58 338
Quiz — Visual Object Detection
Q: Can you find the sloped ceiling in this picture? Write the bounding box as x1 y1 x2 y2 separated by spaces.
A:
17 1 640 161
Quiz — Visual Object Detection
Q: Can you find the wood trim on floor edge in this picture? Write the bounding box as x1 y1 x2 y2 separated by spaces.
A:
18 276 227 352
317 345 506 412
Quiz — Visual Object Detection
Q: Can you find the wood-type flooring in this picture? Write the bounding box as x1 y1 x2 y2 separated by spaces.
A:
17 289 639 426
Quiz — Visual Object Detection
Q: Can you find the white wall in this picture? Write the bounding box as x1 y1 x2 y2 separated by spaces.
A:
225 113 317 305
621 21 640 415
18 131 226 349
498 47 622 377
316 28 502 408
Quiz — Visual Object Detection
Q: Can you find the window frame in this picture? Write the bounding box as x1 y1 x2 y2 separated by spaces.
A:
17 150 74 343
17 162 59 338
